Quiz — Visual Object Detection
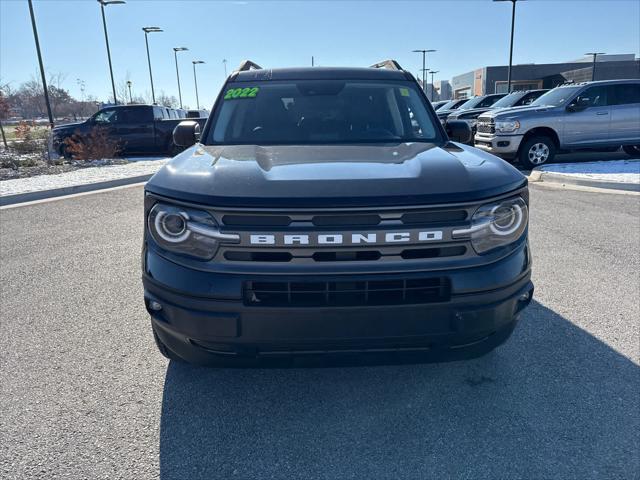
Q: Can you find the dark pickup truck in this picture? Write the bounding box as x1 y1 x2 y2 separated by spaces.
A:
50 104 207 158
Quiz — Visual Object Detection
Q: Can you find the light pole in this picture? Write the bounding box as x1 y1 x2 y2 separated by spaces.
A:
192 61 205 109
429 70 439 101
97 0 125 105
173 47 188 109
420 68 429 93
494 0 519 93
412 49 436 94
223 59 227 77
142 27 162 104
126 80 133 103
585 52 606 81
27 0 54 127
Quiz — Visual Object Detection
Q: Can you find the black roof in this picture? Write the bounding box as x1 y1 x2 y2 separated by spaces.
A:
233 66 411 82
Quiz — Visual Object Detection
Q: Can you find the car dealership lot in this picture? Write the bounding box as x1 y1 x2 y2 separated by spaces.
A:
0 185 638 479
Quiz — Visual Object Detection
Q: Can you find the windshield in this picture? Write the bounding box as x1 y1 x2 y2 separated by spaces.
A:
207 80 440 145
435 99 461 111
531 86 581 107
457 97 482 110
491 92 524 108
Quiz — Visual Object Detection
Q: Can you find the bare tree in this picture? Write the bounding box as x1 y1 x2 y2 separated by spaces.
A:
0 85 10 148
156 90 178 108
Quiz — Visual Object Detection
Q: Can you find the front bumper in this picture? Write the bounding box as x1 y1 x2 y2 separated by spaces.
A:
474 133 524 159
142 242 533 366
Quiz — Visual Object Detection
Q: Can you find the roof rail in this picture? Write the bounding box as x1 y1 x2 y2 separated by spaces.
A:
370 59 404 71
235 60 263 72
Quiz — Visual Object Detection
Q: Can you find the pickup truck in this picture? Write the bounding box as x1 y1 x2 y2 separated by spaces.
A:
141 60 533 366
447 89 549 139
50 104 207 158
474 79 640 167
437 94 506 124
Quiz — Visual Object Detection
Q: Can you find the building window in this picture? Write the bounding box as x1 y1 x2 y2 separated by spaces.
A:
454 87 471 99
495 80 543 93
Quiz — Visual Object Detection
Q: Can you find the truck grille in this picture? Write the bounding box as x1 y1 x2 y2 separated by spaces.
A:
213 205 474 264
476 118 495 134
244 277 450 307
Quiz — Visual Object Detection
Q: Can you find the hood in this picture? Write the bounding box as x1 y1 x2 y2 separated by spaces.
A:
448 107 493 120
146 143 526 208
437 109 458 118
52 121 85 133
481 105 553 120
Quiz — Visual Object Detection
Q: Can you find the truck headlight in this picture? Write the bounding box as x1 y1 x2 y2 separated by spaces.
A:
453 196 528 254
147 203 238 260
495 120 520 133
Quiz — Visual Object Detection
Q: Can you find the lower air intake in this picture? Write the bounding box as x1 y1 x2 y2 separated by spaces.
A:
244 277 450 307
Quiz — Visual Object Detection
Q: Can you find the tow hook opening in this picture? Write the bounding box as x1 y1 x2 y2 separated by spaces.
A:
516 288 534 313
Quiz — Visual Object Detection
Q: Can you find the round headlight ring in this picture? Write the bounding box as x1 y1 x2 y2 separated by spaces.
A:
489 203 522 236
154 211 191 243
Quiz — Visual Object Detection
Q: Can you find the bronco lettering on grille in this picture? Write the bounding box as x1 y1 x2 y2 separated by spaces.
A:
249 231 444 246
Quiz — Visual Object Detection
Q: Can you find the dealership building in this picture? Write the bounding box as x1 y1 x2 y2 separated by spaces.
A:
442 54 639 100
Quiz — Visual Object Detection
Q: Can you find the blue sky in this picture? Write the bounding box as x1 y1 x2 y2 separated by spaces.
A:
1 0 638 109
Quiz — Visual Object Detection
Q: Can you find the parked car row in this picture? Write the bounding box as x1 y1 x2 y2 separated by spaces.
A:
434 79 640 167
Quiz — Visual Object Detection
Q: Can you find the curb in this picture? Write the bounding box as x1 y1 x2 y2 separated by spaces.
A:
0 173 153 206
529 169 640 192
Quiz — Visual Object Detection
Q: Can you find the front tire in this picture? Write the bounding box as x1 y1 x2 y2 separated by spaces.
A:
58 143 72 160
519 136 556 168
623 145 640 158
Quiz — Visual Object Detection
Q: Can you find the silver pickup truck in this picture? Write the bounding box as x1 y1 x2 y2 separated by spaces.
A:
474 79 640 168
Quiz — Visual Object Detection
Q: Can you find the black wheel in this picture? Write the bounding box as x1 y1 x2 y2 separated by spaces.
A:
152 323 182 361
518 135 556 168
623 145 640 158
58 143 72 160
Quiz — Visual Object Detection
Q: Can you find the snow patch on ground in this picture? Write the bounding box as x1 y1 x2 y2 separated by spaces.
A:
0 157 169 197
538 160 640 184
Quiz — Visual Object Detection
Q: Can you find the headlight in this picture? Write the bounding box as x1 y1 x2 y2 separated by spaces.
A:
495 120 520 133
147 203 239 260
453 196 528 254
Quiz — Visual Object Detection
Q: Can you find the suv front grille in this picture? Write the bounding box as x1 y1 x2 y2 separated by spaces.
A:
244 277 450 307
213 205 474 264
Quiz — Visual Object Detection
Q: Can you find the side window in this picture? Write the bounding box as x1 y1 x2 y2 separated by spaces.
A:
570 86 608 108
153 107 164 120
609 84 640 105
93 109 118 124
119 108 152 123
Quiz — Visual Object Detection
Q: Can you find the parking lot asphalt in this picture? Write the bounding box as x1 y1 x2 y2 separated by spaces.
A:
1 184 638 479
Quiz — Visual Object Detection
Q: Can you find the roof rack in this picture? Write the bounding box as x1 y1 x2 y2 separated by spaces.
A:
370 59 404 71
235 60 263 72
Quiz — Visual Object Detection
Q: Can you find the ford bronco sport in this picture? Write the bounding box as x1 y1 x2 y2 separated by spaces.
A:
142 60 533 366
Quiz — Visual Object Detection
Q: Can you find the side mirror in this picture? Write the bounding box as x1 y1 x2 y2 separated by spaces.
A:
445 120 472 144
567 97 589 112
173 120 201 147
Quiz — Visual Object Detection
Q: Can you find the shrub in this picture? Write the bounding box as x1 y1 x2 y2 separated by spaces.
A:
12 121 44 154
63 127 121 160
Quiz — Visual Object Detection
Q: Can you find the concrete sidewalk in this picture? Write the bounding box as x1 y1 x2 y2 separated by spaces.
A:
0 157 168 206
530 159 640 192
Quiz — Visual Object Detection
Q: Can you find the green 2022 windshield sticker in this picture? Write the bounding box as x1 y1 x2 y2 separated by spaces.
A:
224 87 260 100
